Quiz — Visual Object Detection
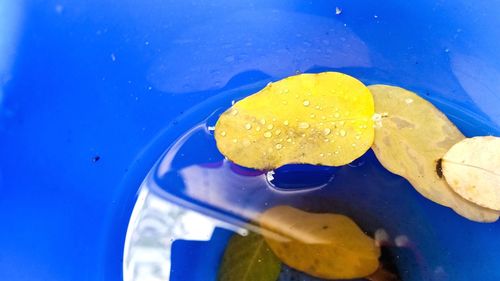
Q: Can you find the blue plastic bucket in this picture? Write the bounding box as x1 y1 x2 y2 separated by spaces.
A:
1 1 499 281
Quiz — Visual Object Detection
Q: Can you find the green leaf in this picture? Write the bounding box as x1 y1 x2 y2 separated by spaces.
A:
218 231 281 281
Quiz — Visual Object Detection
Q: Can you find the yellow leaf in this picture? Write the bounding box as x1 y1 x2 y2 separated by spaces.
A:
259 205 380 279
215 72 374 170
369 84 499 222
442 136 500 211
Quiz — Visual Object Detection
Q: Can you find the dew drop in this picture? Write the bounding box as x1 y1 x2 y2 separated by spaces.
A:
260 118 266 125
230 109 239 116
287 138 292 142
220 131 226 137
275 143 283 150
267 124 274 130
334 151 339 154
232 139 238 143
324 138 330 142
256 126 261 132
275 129 281 135
264 132 272 138
303 100 310 106
339 130 347 137
323 128 331 135
372 113 382 122
405 98 414 104
299 122 310 129
266 171 275 181
320 153 325 157
283 120 289 126
315 105 321 110
245 123 252 130
334 112 340 118
310 114 316 118
355 135 361 140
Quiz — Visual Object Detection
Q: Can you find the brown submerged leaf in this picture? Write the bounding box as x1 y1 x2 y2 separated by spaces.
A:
259 205 380 280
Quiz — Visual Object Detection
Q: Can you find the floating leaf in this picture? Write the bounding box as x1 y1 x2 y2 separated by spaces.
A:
218 231 281 281
442 136 500 211
215 72 374 170
369 85 499 222
259 205 380 279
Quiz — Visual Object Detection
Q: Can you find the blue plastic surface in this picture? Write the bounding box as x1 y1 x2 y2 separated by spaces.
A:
170 228 233 281
1 1 500 281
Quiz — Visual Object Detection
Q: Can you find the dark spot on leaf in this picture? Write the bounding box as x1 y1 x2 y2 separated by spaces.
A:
436 158 443 178
322 225 329 230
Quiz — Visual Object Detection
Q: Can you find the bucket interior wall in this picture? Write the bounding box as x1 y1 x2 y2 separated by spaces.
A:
1 1 499 281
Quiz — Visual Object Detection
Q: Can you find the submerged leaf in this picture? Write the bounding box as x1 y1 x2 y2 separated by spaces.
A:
215 72 374 170
442 136 500 211
259 205 380 279
218 231 281 281
369 85 499 222
278 263 400 281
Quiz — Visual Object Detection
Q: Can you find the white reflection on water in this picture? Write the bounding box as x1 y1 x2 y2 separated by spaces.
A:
451 52 500 128
123 185 218 281
0 0 23 109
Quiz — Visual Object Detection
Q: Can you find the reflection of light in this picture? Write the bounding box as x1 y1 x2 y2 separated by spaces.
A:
148 9 370 93
157 124 205 176
0 0 23 108
123 183 221 281
451 53 500 127
180 160 268 221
